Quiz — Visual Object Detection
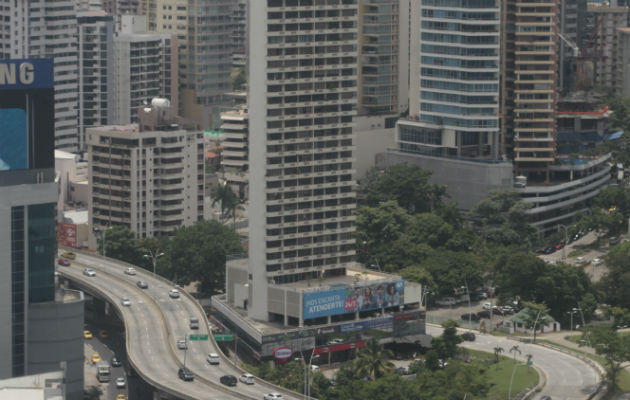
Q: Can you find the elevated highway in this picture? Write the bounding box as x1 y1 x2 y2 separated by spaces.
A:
58 249 300 400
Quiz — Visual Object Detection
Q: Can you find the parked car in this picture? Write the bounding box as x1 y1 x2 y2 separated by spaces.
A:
461 332 476 341
477 310 491 319
57 258 71 266
207 353 220 365
592 258 603 266
543 246 555 254
168 289 180 298
575 256 588 265
177 339 187 350
492 307 506 316
124 267 136 275
461 313 480 321
394 366 410 375
83 268 96 277
136 280 148 289
500 306 514 314
482 302 492 310
220 375 237 386
609 236 620 246
178 367 194 382
436 297 457 306
115 377 126 388
239 373 255 385
554 242 565 250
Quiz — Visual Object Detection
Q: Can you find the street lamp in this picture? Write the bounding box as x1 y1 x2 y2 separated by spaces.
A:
567 308 579 337
307 353 320 400
143 250 165 276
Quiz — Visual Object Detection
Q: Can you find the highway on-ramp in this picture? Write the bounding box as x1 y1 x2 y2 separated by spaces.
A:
427 325 601 400
58 250 301 400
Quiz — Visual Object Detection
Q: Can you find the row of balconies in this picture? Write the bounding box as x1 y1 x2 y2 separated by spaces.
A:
265 214 356 229
266 179 354 194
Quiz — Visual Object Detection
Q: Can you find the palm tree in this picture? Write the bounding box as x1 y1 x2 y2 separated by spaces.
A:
509 345 521 361
493 346 504 363
525 354 533 373
211 181 238 221
353 339 394 380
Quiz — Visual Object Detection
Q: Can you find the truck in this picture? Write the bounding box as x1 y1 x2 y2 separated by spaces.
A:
96 362 111 383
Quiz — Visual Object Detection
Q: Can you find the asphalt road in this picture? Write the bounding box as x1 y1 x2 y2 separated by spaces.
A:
84 328 129 400
58 251 300 400
426 325 600 400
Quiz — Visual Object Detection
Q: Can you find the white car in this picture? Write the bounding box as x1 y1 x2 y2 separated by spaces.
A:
482 302 492 310
575 256 588 265
591 258 603 266
177 339 187 350
121 297 131 307
239 373 255 385
264 394 284 400
169 289 180 299
311 365 320 372
115 377 125 388
83 268 96 277
207 353 220 365
124 267 136 275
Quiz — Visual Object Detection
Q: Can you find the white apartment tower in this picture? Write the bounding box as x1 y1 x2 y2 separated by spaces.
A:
0 0 80 152
248 0 359 321
78 10 115 151
87 103 204 238
400 0 500 159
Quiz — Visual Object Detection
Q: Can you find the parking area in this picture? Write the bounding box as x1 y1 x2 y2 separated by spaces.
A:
426 299 513 332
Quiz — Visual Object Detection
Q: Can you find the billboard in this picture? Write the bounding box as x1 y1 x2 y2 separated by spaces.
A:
303 280 405 319
57 222 78 247
0 59 54 172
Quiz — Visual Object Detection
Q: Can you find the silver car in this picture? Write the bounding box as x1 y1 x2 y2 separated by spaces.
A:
83 268 96 277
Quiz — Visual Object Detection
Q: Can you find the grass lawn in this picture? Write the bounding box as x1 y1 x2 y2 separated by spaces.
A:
464 349 539 399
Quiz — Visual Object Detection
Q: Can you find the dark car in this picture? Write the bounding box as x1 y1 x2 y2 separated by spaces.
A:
543 246 555 254
111 356 122 367
477 310 491 319
178 367 194 382
461 313 479 321
492 307 506 316
220 375 237 386
609 236 620 246
136 280 148 289
461 332 476 341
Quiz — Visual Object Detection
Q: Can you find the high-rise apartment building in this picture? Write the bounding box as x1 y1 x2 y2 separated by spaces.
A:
102 0 141 15
88 101 204 239
0 1 80 152
247 0 358 322
232 0 248 68
401 0 501 159
358 0 406 115
78 10 115 151
502 0 559 178
0 59 84 400
220 107 249 198
145 0 233 128
113 15 178 125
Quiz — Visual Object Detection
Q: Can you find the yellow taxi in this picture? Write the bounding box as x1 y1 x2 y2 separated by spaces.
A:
61 251 76 260
116 395 127 400
91 353 101 364
84 330 93 339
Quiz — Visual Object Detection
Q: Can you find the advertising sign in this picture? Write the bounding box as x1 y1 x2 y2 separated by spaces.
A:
57 223 78 247
0 59 54 173
273 346 293 360
303 280 405 319
339 316 393 333
313 341 366 355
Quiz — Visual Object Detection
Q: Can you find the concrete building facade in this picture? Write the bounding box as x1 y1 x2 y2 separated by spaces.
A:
220 107 249 198
113 16 178 125
87 103 204 239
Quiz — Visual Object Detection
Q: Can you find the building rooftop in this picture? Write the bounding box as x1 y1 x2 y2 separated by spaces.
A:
54 150 76 160
89 124 139 134
283 267 400 292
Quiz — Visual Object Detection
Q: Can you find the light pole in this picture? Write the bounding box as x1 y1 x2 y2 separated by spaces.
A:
93 225 110 257
143 249 165 276
421 288 432 310
464 279 473 331
558 224 568 261
567 308 578 337
307 353 320 400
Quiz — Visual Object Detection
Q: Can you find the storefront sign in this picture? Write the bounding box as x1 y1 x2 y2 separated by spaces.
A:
273 346 293 360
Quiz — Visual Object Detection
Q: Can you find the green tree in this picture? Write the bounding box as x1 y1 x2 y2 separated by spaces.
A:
468 190 536 246
165 220 242 295
493 346 504 363
519 302 553 343
97 225 143 265
431 320 463 360
420 251 484 297
232 67 246 91
597 242 630 309
360 164 447 213
581 324 630 391
353 339 394 380
211 182 239 222
84 386 103 400
398 265 436 291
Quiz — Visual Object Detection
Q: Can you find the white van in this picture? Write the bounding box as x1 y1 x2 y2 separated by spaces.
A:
207 353 220 365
